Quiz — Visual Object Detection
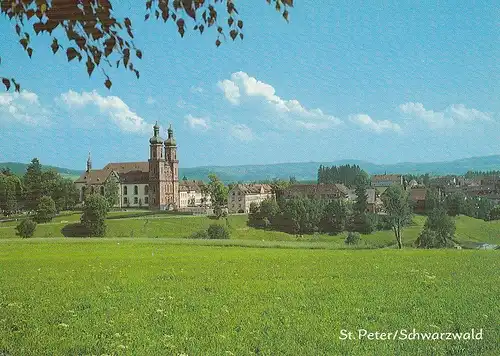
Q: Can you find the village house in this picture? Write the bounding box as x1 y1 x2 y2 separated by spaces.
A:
75 123 180 210
409 187 427 214
179 180 211 209
349 188 384 214
228 184 274 213
371 174 403 195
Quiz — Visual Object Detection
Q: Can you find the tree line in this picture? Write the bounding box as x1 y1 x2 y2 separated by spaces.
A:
0 158 79 217
248 178 414 248
317 164 369 188
464 170 500 179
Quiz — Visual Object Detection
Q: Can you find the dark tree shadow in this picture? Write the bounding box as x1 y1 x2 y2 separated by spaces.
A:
61 223 89 237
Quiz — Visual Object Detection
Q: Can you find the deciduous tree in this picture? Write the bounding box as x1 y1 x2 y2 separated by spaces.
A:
382 184 412 249
206 173 228 219
1 0 293 91
34 195 57 223
81 193 108 237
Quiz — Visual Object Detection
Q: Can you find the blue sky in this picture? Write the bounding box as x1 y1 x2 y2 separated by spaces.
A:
0 1 499 170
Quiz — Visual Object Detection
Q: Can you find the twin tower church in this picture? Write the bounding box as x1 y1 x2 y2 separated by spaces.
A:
75 123 181 210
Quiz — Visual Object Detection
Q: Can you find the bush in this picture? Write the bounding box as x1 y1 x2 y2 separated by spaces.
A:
415 228 455 249
207 224 230 239
350 213 375 234
33 196 57 223
190 230 209 239
81 194 108 237
15 218 37 238
490 205 500 221
345 231 361 245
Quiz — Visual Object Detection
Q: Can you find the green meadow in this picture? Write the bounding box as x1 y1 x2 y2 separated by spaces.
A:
1 212 500 248
0 241 498 355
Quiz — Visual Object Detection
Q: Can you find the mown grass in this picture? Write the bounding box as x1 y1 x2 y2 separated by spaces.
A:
0 241 498 355
1 213 499 248
0 211 500 248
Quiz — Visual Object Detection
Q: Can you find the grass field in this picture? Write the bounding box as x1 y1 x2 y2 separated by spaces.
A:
0 240 498 355
1 212 499 248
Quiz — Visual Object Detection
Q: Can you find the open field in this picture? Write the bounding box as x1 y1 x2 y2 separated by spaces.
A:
1 212 499 248
0 241 498 355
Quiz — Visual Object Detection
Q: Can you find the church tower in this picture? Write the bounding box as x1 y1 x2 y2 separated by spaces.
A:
148 122 166 210
86 152 92 172
164 124 179 208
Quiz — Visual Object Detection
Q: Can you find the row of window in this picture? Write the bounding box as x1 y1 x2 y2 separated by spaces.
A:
123 185 149 196
123 197 149 205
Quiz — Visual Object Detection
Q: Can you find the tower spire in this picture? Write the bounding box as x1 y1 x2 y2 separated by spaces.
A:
86 151 92 172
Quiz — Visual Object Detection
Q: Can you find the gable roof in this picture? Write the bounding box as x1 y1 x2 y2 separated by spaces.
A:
75 169 112 184
119 170 149 184
103 162 149 173
371 174 402 182
180 180 205 192
75 162 149 184
233 184 273 194
410 188 427 201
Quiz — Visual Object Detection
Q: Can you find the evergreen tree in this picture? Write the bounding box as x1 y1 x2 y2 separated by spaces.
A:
104 175 120 210
23 158 43 211
81 193 108 237
34 196 57 223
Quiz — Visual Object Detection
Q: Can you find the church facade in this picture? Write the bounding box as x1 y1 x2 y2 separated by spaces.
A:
75 123 180 210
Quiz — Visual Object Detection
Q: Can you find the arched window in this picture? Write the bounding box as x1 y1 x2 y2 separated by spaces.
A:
134 185 138 195
100 186 105 195
144 186 149 195
124 186 128 195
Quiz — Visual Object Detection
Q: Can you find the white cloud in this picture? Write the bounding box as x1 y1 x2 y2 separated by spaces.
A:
230 124 253 142
0 90 50 125
185 114 209 130
217 72 341 130
398 102 491 129
349 114 402 133
217 79 240 105
59 90 150 133
146 96 156 105
190 86 204 94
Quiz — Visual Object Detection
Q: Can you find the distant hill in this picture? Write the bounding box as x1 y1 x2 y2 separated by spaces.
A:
180 156 500 182
0 162 81 180
2 155 500 183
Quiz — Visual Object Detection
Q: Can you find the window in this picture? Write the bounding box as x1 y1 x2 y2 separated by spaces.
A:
124 186 128 195
144 186 149 195
123 197 128 204
134 185 138 195
100 186 105 195
134 197 138 204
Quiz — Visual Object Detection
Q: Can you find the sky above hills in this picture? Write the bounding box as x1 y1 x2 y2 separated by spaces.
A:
0 1 499 170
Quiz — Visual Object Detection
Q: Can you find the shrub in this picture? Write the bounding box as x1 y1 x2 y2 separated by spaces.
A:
416 228 455 249
345 231 361 245
33 196 57 223
15 218 37 238
81 194 108 237
490 205 500 221
190 230 209 239
207 224 230 240
350 213 375 234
